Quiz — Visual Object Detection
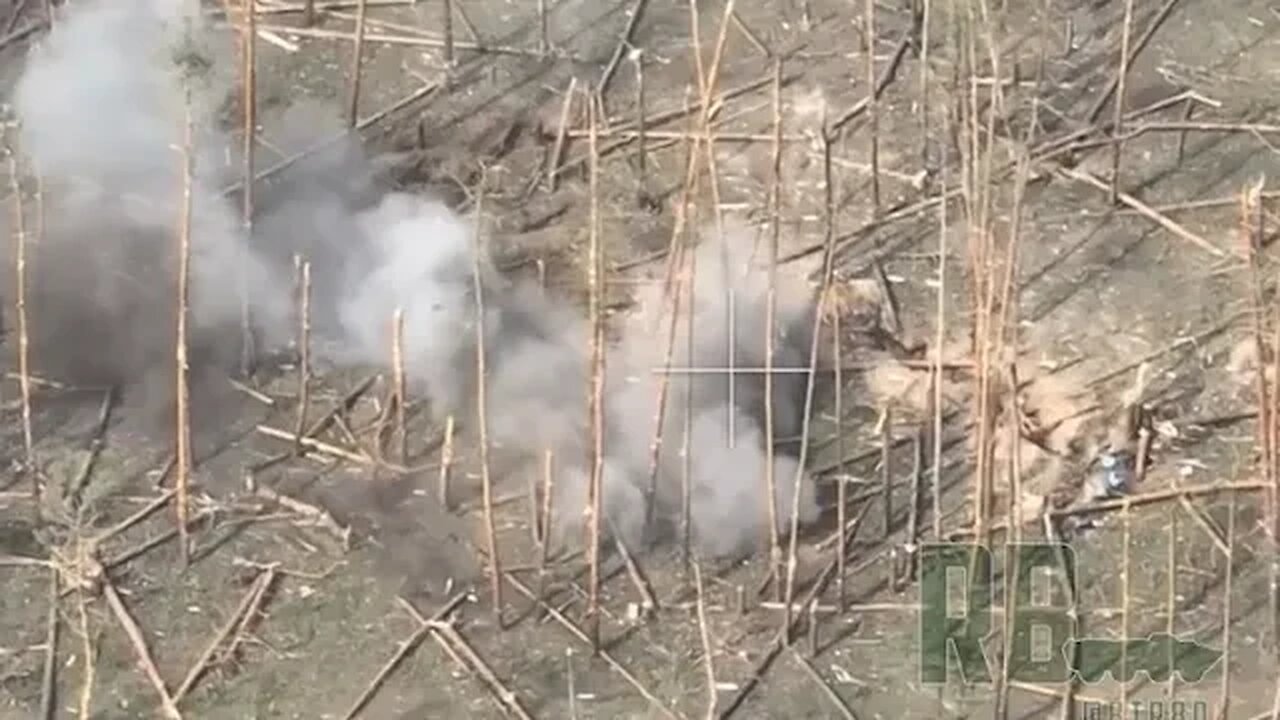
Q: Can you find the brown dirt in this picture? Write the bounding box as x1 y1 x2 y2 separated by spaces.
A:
4 0 1280 718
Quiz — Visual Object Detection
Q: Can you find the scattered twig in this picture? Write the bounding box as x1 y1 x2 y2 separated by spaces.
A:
255 486 350 545
1169 474 1230 556
302 374 378 441
730 10 768 57
175 96 196 567
723 549 887 718
879 405 893 592
93 490 176 545
554 74 795 184
1177 96 1195 163
238 0 258 378
1219 487 1237 719
390 308 407 462
74 572 96 719
972 481 1270 533
1055 164 1225 257
1120 495 1132 714
256 424 372 464
783 103 840 641
173 567 276 705
442 0 454 66
585 88 607 652
916 0 931 164
693 558 717 719
220 81 439 198
1085 0 1182 123
932 130 949 544
763 57 787 597
566 649 579 720
66 389 115 509
791 649 858 720
94 509 216 582
640 85 694 555
902 425 924 586
547 76 578 192
0 554 49 567
632 49 648 200
346 0 369 126
430 620 534 719
254 22 551 58
471 173 503 626
864 0 880 215
536 448 556 610
102 572 183 719
228 378 273 406
1109 0 1135 204
438 415 456 509
293 257 312 456
563 127 797 143
831 31 913 133
39 567 58 720
610 521 657 616
1085 311 1245 388
832 291 847 604
1166 500 1178 699
4 0 31 35
447 0 481 47
7 133 37 509
218 0 413 15
537 0 549 55
1249 175 1280 658
598 0 647 100
0 20 44 51
504 573 679 718
341 593 467 720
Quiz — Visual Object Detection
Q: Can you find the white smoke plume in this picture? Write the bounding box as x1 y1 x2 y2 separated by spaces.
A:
6 0 291 419
3 0 823 559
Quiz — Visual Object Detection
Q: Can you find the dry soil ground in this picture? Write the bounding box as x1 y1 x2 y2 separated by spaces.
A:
3 0 1280 718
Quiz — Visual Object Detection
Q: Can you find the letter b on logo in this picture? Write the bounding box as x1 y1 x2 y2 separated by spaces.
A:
1007 543 1076 683
920 543 1076 685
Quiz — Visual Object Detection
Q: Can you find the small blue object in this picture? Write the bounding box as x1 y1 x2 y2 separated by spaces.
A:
1097 451 1135 497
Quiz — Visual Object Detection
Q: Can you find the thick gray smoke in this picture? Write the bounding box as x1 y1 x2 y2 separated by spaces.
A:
565 234 825 558
7 0 291 420
4 0 821 559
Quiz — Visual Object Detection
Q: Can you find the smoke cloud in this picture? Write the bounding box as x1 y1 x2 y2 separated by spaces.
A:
7 0 289 422
3 0 823 560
